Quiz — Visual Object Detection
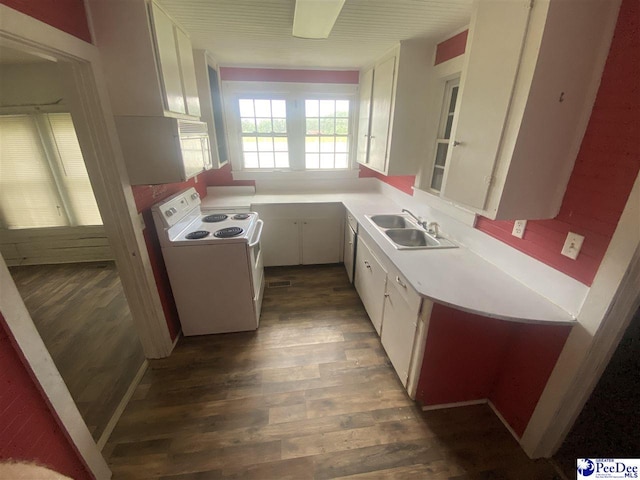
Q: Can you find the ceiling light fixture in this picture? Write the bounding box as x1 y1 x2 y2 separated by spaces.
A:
292 0 346 39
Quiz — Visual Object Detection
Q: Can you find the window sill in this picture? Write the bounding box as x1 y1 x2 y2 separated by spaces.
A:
231 169 360 182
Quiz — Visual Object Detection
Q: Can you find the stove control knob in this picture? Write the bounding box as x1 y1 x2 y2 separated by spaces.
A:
165 207 178 217
191 192 200 200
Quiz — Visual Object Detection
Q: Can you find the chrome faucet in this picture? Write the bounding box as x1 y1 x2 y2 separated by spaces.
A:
401 209 428 229
427 222 440 238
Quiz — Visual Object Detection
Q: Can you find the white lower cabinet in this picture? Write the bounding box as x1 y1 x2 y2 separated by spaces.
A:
354 235 387 335
343 221 356 283
380 272 422 387
253 204 343 267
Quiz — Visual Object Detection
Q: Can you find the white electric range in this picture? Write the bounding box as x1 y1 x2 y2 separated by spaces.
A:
151 187 264 336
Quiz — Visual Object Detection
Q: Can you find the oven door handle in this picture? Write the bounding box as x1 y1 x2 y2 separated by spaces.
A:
249 219 263 247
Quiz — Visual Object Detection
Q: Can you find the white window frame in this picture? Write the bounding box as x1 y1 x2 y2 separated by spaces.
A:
428 77 460 194
222 82 359 178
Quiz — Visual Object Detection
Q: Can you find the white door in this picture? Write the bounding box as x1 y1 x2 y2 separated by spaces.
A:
441 1 529 209
381 279 419 386
354 237 387 334
150 3 186 115
343 224 355 283
175 27 201 117
356 68 374 165
301 217 342 265
368 56 396 173
260 218 300 266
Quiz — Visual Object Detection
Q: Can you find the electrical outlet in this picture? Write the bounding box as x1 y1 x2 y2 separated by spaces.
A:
512 220 527 239
561 232 585 260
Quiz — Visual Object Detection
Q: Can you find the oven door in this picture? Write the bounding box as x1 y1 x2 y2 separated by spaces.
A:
249 220 265 321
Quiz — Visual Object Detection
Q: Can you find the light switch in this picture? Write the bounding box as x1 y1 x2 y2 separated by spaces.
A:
561 232 585 260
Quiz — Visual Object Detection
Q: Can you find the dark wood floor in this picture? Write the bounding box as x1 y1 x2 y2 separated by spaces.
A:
105 264 560 479
9 261 146 441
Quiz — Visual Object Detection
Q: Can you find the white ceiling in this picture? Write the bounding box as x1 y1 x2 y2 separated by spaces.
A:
157 0 473 69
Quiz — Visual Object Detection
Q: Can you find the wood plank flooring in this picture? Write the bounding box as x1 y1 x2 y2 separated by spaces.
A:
105 264 560 479
9 261 145 441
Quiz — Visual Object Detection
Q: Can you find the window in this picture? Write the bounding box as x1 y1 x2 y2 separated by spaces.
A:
239 98 289 169
226 83 357 173
0 113 102 229
430 78 460 192
304 99 349 169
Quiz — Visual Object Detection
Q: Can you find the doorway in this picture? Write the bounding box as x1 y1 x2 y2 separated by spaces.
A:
0 45 145 444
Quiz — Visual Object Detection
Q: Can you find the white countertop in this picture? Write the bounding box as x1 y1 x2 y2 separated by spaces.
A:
201 190 576 326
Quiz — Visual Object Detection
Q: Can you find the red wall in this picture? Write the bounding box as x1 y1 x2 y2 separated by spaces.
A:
358 165 415 195
0 0 92 43
0 313 93 479
434 30 468 66
476 0 639 286
416 304 572 437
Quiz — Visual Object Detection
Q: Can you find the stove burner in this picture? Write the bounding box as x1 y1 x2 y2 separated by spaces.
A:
232 214 251 220
203 214 228 223
185 230 210 240
214 227 244 238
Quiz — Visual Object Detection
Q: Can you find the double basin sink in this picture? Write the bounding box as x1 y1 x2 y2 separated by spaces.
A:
366 214 457 250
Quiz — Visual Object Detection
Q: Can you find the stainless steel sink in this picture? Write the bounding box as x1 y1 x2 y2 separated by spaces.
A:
369 214 412 229
385 229 440 247
365 213 458 250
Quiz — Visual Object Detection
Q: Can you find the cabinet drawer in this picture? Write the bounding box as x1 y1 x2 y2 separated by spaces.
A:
385 264 421 316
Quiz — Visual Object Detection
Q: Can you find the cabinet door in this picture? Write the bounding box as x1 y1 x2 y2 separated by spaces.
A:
354 237 387 334
441 1 529 209
343 223 355 283
368 56 396 173
381 279 420 387
356 68 374 165
175 27 201 117
302 217 342 265
150 3 186 114
260 218 300 267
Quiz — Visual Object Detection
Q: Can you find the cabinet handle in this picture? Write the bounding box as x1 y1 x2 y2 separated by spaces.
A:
395 276 406 288
370 135 376 139
452 140 461 147
384 293 390 298
364 260 371 269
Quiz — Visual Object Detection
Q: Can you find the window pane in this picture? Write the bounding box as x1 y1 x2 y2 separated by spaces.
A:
0 115 67 229
449 86 459 113
272 100 286 117
320 153 334 169
435 142 448 166
336 100 349 117
320 100 335 117
239 99 254 117
320 137 335 153
335 137 348 153
275 152 289 168
244 152 259 168
306 118 319 134
306 137 319 152
243 136 258 152
256 118 272 133
273 118 286 133
257 137 273 152
274 137 288 152
431 167 444 191
259 151 275 168
335 118 348 135
444 114 454 139
241 118 256 133
305 100 319 117
320 118 334 135
306 154 319 169
335 154 348 169
254 99 271 117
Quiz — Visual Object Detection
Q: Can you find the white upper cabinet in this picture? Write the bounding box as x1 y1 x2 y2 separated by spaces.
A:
358 39 434 176
89 0 201 119
441 0 620 220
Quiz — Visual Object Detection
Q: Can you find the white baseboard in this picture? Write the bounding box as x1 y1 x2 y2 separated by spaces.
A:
97 359 148 451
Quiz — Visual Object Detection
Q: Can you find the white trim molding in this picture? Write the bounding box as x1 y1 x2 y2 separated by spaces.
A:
521 173 640 458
